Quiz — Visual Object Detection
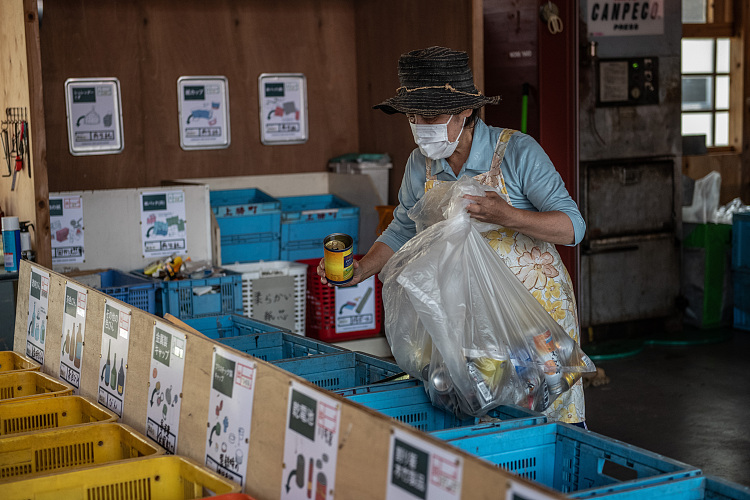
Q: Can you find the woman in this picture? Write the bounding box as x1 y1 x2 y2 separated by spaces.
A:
319 46 587 426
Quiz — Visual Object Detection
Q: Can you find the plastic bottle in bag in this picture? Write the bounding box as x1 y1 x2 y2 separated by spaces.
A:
532 330 564 395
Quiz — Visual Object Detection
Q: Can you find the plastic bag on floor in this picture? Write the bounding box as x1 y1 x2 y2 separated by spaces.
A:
381 177 595 418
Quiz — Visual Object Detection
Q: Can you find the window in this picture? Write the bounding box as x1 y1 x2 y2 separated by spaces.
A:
681 0 739 150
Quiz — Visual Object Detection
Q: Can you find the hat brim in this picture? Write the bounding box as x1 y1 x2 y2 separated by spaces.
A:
373 90 501 116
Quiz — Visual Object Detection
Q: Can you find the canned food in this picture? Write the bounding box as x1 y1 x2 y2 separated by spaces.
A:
324 233 354 285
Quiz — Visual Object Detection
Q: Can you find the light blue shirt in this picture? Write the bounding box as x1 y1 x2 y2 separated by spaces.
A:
377 118 586 251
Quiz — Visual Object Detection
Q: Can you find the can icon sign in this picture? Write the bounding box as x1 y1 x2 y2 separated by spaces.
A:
324 233 353 285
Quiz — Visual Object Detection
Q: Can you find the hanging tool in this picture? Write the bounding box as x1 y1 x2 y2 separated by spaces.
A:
11 120 25 191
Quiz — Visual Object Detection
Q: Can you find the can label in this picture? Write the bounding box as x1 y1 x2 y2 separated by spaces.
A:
324 234 353 285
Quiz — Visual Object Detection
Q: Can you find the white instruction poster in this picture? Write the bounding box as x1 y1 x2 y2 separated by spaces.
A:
60 282 87 393
177 76 231 150
386 427 463 500
281 381 340 500
146 322 187 454
97 301 131 418
64 77 124 156
140 190 187 258
335 276 376 334
50 195 85 265
205 347 257 486
258 73 308 145
26 266 50 365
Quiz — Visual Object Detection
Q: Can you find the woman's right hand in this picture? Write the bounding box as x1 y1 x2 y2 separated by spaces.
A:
317 257 364 288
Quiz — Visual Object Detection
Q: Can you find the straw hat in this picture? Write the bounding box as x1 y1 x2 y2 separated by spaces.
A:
373 46 501 117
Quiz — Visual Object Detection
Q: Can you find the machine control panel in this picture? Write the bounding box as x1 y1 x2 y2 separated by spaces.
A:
597 57 659 107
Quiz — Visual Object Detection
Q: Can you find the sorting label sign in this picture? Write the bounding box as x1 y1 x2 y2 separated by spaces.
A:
146 323 186 454
281 381 341 500
65 78 124 155
386 428 463 500
26 266 50 365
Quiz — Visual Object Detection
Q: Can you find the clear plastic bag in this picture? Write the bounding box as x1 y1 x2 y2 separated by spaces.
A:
381 177 595 418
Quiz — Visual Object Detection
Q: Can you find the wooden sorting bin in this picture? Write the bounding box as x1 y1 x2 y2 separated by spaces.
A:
0 423 164 482
0 371 74 405
0 455 241 499
0 395 117 436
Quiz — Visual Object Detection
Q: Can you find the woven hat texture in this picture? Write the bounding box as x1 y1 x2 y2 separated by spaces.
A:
373 46 501 116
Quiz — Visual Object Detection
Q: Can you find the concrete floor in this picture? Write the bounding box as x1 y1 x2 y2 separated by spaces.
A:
582 327 750 488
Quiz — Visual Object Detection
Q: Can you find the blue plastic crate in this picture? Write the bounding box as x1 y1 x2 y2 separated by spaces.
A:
574 475 750 500
157 270 243 319
443 422 701 497
732 212 750 270
345 384 545 433
82 269 160 315
733 268 750 331
183 314 347 362
220 332 346 362
210 188 281 264
279 194 359 261
272 351 401 391
334 378 421 397
183 313 288 338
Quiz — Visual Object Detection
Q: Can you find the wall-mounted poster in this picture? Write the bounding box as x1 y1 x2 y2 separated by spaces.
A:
50 195 85 265
177 76 231 150
258 73 308 145
140 190 188 258
64 78 124 155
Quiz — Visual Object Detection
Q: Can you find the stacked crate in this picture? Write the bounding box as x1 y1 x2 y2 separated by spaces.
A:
732 213 750 330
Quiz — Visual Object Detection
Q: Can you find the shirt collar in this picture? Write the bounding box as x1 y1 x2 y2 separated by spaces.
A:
428 118 493 177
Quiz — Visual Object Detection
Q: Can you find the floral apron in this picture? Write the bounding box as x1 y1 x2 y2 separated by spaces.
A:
425 129 585 423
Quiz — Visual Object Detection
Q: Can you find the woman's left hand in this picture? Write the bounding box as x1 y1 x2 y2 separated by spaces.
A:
463 192 513 225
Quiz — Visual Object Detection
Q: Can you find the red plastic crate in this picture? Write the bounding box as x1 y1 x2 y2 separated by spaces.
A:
298 256 383 341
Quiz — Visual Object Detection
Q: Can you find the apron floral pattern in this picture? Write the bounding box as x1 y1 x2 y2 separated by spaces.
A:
424 129 585 423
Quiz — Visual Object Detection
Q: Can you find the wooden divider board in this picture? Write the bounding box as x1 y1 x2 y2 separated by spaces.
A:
13 259 564 499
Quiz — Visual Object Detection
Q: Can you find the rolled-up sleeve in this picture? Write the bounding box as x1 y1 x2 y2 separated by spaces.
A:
376 150 422 252
508 134 586 246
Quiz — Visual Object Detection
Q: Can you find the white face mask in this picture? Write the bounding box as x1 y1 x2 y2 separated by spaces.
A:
410 115 466 160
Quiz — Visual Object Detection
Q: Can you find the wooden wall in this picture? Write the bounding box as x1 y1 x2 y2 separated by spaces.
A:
41 0 360 192
354 0 482 206
0 0 51 266
40 0 480 202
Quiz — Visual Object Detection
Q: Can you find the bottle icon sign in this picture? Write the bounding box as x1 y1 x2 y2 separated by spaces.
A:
111 353 117 390
103 339 112 386
117 358 125 395
74 324 83 369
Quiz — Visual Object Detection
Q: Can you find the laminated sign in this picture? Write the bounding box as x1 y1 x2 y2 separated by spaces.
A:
281 381 340 500
258 73 308 145
146 322 186 454
177 76 231 150
205 347 257 486
335 276 376 334
50 195 85 265
97 301 131 417
386 427 463 500
59 282 87 393
26 266 50 365
64 78 124 155
140 190 188 258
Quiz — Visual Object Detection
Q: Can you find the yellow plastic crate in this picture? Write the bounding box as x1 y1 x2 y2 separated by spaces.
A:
0 423 164 482
0 395 117 436
0 351 41 373
0 371 74 405
1 455 241 499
